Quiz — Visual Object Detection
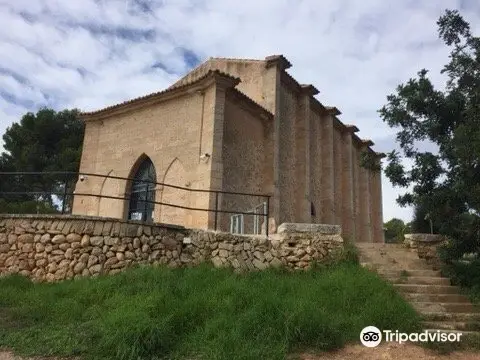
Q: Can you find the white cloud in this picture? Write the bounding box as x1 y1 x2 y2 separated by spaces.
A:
0 0 478 223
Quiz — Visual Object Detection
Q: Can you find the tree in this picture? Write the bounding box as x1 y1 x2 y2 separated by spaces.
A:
379 9 480 260
410 201 439 234
384 218 410 243
0 108 84 213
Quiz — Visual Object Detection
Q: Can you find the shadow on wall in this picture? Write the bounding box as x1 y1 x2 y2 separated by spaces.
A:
98 170 123 218
160 158 188 227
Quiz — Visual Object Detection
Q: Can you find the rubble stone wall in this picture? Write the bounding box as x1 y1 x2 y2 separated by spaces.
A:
0 215 344 282
404 233 447 270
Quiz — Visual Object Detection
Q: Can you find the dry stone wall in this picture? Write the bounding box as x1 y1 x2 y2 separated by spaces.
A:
404 233 447 270
0 215 344 282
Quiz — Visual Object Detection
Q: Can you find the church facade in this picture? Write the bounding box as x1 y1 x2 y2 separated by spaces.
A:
72 55 384 242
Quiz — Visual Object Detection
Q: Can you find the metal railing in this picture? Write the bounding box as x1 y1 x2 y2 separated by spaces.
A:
0 171 271 237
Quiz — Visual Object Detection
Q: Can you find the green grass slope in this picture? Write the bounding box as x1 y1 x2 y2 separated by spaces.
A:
0 261 421 360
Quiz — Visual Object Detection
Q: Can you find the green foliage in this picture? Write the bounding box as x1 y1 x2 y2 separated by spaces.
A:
360 151 381 172
338 240 360 264
0 199 59 214
379 9 480 260
0 108 84 213
440 258 480 307
384 218 410 243
443 259 480 289
311 237 359 269
0 264 421 360
411 202 436 233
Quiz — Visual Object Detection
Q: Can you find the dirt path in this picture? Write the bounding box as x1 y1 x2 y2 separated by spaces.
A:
3 343 480 360
300 343 480 360
0 351 74 360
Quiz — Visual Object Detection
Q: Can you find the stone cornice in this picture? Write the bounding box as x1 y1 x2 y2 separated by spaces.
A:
300 84 320 96
325 106 342 116
361 139 375 147
351 135 378 156
264 54 292 70
343 124 360 133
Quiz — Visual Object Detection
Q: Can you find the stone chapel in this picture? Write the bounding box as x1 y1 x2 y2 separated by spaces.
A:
72 55 384 242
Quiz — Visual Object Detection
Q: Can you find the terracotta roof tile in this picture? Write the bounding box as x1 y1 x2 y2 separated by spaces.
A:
210 56 265 62
80 70 239 118
344 124 360 132
300 84 320 95
361 139 375 146
326 106 342 115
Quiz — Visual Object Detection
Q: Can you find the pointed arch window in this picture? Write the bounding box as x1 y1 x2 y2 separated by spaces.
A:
128 158 156 222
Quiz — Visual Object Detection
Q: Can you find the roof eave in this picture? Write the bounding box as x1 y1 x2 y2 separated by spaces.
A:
80 70 240 121
300 84 320 96
325 106 342 116
361 139 375 147
264 55 292 70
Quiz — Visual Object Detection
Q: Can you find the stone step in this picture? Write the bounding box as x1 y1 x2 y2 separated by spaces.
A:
362 257 428 266
387 276 451 286
378 269 442 277
404 293 471 303
413 302 480 314
357 250 418 256
422 321 480 331
356 243 406 249
422 328 479 336
394 284 460 294
358 253 418 259
360 259 434 270
358 248 418 254
422 312 480 322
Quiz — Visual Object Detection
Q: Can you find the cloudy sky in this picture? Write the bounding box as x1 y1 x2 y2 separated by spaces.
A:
1 0 479 222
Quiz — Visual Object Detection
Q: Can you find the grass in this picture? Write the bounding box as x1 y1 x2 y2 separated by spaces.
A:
0 261 421 360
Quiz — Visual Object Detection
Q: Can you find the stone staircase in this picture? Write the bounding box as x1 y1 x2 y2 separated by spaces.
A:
356 243 480 335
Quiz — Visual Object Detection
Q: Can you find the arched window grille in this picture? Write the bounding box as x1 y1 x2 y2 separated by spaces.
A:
128 158 156 221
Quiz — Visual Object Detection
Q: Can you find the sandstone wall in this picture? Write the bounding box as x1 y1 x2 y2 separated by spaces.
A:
0 215 344 282
72 82 218 229
220 92 271 233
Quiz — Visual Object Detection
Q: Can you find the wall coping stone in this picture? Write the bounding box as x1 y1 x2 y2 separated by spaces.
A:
277 223 341 235
0 214 185 231
404 233 445 243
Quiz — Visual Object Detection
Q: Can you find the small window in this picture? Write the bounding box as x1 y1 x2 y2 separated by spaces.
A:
310 202 316 217
252 202 267 235
230 214 244 234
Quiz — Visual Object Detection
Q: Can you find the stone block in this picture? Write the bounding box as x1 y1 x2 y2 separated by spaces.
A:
18 234 34 243
277 223 341 235
52 234 66 244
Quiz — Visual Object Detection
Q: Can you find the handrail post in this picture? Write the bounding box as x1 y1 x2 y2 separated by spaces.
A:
265 196 270 238
61 176 68 214
214 191 219 231
143 180 148 222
